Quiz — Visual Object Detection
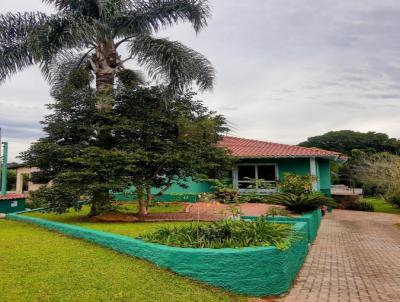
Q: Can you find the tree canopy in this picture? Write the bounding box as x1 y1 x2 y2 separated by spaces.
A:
299 130 400 155
22 70 232 216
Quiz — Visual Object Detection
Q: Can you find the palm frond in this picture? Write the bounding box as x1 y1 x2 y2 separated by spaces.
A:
43 50 94 97
0 12 50 82
129 35 214 92
43 0 100 17
43 0 132 19
0 42 35 83
113 0 210 37
0 12 49 43
0 11 96 83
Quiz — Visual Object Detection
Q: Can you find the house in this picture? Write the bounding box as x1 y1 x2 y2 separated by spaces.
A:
218 136 344 196
8 163 44 194
12 136 344 200
114 136 344 201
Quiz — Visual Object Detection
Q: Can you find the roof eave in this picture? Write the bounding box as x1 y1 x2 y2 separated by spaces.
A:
235 155 342 161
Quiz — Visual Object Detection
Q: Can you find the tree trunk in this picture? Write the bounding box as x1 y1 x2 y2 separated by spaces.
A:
145 185 153 213
89 189 111 217
137 185 148 216
93 40 121 110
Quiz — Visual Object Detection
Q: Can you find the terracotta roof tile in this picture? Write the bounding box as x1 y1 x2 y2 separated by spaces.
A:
0 193 28 201
218 136 341 159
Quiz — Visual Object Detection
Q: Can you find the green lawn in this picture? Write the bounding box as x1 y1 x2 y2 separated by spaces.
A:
0 219 245 302
364 197 400 215
114 202 185 214
24 205 194 238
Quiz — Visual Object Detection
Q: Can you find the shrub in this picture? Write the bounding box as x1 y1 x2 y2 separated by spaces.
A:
205 179 239 204
385 192 400 207
278 173 316 195
139 218 296 250
266 206 290 217
239 195 274 203
268 192 335 214
213 187 239 204
346 201 375 212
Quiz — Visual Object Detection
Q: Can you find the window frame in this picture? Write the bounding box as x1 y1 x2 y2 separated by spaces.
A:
233 163 279 194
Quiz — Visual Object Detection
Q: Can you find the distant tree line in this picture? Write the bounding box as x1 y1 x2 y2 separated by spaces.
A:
299 130 400 203
299 130 400 155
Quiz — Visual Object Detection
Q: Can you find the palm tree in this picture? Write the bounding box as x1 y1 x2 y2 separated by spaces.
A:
0 0 214 109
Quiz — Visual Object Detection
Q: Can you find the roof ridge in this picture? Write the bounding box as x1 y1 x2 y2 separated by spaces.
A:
223 136 340 154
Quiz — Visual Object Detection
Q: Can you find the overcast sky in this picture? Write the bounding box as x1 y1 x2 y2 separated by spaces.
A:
1 0 400 161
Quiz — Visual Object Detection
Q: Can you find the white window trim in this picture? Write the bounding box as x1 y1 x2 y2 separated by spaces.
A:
233 163 279 194
309 157 318 191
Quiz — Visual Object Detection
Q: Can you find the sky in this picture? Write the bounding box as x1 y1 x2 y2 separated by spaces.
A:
1 0 400 161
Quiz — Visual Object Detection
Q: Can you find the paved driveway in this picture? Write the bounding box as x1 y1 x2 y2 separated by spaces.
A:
279 210 400 302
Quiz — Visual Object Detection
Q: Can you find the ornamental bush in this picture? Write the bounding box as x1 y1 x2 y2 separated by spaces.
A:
269 192 336 214
345 201 375 212
278 173 315 195
139 218 296 250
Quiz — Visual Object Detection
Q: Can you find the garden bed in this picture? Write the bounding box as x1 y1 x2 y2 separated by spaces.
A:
7 211 312 297
0 219 244 302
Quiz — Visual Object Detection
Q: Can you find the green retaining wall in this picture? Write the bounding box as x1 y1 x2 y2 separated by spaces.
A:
242 209 322 243
7 213 310 297
0 198 26 214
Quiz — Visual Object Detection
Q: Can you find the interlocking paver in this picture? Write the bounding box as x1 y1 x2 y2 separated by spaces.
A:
277 210 400 302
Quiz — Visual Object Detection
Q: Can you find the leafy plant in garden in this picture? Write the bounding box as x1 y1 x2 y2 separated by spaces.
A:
140 218 296 250
345 201 375 212
205 179 239 204
269 193 335 214
351 152 400 197
278 173 315 195
384 192 400 208
266 206 290 217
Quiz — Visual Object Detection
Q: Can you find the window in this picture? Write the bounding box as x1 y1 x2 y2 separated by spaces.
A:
258 165 276 181
236 164 278 193
237 165 256 189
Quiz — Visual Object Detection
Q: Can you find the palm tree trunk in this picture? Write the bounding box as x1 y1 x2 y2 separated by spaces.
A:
93 40 121 110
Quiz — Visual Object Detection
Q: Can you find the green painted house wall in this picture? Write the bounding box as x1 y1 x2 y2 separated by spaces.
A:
0 198 26 214
113 157 334 202
113 178 212 203
317 159 332 196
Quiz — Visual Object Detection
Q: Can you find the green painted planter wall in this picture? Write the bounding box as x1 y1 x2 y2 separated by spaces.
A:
7 213 314 297
0 198 26 214
243 209 322 243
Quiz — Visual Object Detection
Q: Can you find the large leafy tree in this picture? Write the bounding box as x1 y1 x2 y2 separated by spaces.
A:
0 0 214 109
299 130 400 155
113 84 232 215
22 70 231 216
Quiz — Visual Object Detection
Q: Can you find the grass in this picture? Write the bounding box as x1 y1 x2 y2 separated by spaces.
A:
0 219 245 302
113 202 184 214
363 197 400 215
24 205 192 238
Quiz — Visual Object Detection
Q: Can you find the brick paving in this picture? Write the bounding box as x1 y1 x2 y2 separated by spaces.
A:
277 210 400 302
